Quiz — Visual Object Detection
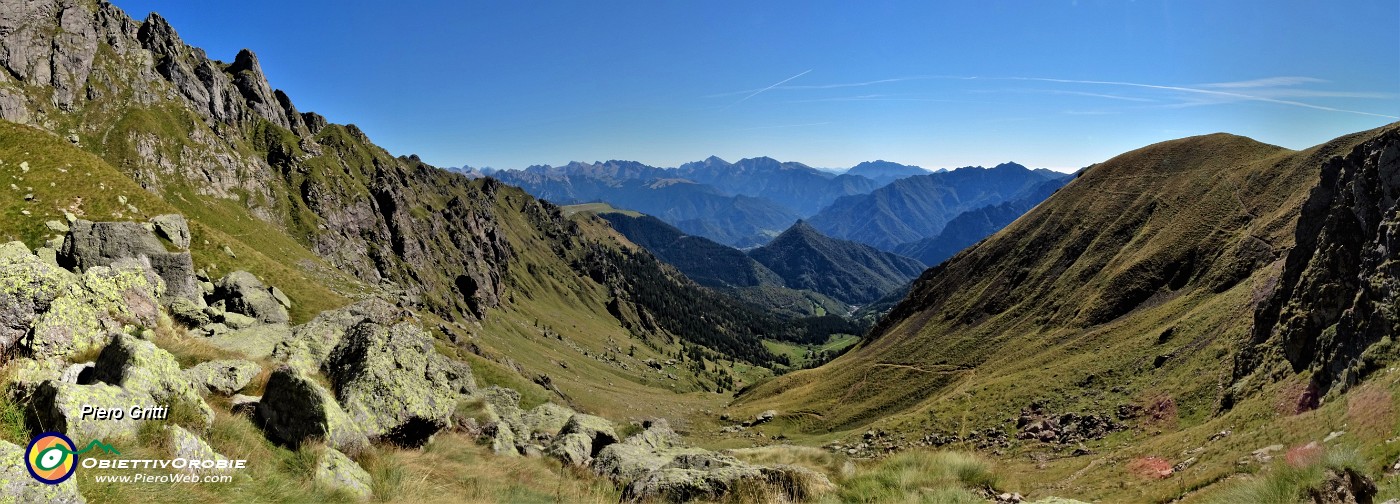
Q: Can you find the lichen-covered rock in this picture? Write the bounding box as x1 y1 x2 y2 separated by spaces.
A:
220 312 257 330
0 242 73 352
213 271 288 324
560 413 620 458
522 402 575 439
59 362 94 384
322 322 459 447
315 447 372 501
208 323 291 359
270 286 291 309
0 439 86 503
168 425 228 473
480 386 525 434
167 297 210 327
258 366 367 454
93 333 214 428
230 394 260 417
273 299 398 373
486 421 519 457
183 359 260 395
27 380 153 441
549 432 594 466
28 264 160 359
150 214 190 250
621 466 765 503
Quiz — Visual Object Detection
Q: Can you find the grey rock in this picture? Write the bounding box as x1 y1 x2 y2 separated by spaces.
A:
230 394 260 417
93 333 215 428
213 271 288 324
258 366 368 454
59 362 94 384
559 413 620 457
149 214 191 250
183 359 260 395
549 432 594 466
168 425 228 473
272 299 398 373
221 311 257 330
59 219 201 303
0 440 86 503
207 323 291 359
487 421 519 457
315 448 372 501
323 321 461 447
0 242 73 352
28 263 160 360
27 380 153 441
522 402 575 439
168 296 211 327
270 286 291 309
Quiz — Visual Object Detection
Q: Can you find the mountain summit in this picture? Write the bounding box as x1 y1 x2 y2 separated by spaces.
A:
748 220 926 305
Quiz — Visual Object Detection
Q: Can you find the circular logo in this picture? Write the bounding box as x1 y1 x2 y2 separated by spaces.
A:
25 432 77 485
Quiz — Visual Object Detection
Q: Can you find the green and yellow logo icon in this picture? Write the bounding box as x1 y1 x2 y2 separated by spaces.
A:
25 432 120 484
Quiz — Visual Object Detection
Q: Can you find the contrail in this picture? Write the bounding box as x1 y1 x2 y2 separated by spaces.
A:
1007 77 1398 119
730 69 813 107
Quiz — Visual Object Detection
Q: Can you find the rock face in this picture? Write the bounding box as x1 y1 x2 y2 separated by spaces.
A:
323 322 469 447
0 440 86 503
213 271 289 324
1242 127 1400 395
59 219 201 304
183 359 261 395
28 264 162 359
0 241 72 352
258 366 368 454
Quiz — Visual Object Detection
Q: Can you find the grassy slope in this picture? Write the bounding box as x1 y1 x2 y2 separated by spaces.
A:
729 128 1394 501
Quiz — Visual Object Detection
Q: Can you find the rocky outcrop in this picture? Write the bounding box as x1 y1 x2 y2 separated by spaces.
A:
1242 126 1400 395
28 263 162 359
0 440 86 503
0 241 73 352
258 366 368 454
323 321 469 447
183 359 260 395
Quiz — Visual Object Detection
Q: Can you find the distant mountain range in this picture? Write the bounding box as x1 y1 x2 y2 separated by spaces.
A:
893 176 1072 266
749 221 927 305
807 162 1071 251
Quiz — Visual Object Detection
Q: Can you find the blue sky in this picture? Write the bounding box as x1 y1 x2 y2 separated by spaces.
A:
113 1 1398 172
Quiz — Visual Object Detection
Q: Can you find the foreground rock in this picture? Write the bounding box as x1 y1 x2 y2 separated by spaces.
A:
212 271 288 324
27 380 153 441
315 448 372 501
0 241 72 352
93 334 214 428
28 263 162 359
0 440 86 503
59 219 201 303
258 366 368 454
272 299 399 373
323 321 473 447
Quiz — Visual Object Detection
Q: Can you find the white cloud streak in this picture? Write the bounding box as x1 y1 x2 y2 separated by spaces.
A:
728 69 813 108
1003 77 1398 119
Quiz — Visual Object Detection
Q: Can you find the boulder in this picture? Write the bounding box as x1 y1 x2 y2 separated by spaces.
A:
258 366 367 454
59 219 200 304
59 362 94 384
28 264 161 360
486 421 519 456
93 334 214 428
208 323 291 359
168 297 210 327
168 425 228 473
149 214 190 250
220 312 257 330
322 322 460 447
549 432 594 466
559 413 620 458
621 465 764 503
0 241 73 352
272 299 398 373
315 447 372 501
0 440 86 503
270 286 291 309
27 380 153 441
230 394 261 417
521 402 575 439
213 271 288 324
183 359 261 395
480 386 524 434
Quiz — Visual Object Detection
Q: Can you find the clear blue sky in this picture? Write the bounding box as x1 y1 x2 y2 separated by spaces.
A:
112 1 1398 172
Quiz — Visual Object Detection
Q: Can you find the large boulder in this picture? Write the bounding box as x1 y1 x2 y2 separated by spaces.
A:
213 271 288 324
258 366 368 454
28 264 162 359
0 440 86 503
0 242 73 352
58 219 200 304
548 432 594 466
315 447 372 501
27 380 153 441
322 322 464 447
182 359 260 395
92 334 214 428
521 402 575 439
168 425 228 473
479 386 525 435
621 465 765 503
273 299 399 373
559 413 620 458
